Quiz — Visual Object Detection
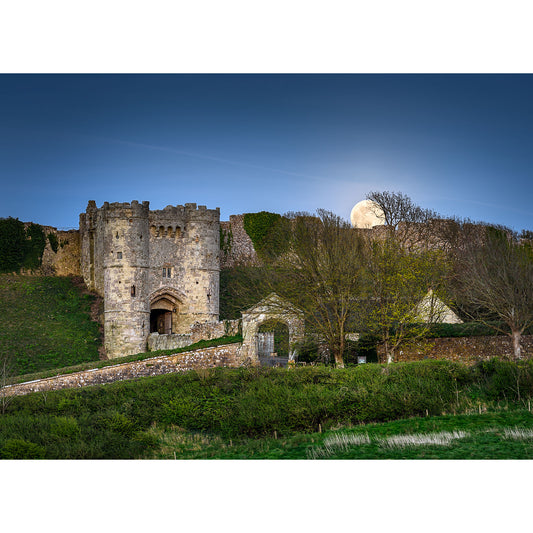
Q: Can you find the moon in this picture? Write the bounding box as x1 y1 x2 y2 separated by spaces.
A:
350 200 385 228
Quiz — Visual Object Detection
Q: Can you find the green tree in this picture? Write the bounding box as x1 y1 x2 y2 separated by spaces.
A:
251 209 367 368
363 237 451 363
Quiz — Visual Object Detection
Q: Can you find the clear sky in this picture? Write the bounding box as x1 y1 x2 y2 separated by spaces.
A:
1 73 533 232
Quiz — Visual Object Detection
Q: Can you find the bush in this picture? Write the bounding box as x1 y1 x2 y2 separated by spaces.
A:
0 219 47 272
1 438 46 459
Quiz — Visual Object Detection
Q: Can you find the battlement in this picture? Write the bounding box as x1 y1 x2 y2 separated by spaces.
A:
150 203 220 224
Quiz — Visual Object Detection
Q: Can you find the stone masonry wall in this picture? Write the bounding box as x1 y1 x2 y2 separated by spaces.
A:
220 214 258 268
2 343 243 398
189 319 241 342
377 335 533 364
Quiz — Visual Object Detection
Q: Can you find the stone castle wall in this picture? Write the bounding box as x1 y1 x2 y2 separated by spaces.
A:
2 343 243 397
377 335 533 364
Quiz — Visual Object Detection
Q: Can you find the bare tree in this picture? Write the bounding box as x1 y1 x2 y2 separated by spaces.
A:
365 190 439 250
456 227 533 359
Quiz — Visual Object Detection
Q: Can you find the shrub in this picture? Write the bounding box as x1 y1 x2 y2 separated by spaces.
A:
0 438 46 459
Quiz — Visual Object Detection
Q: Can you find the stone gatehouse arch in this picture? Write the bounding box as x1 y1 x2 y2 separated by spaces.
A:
149 287 186 335
241 293 304 364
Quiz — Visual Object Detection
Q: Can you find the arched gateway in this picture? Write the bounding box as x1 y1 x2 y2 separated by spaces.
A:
241 293 304 365
149 287 186 335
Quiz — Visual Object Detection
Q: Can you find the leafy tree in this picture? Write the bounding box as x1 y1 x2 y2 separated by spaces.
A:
241 209 368 368
363 237 451 363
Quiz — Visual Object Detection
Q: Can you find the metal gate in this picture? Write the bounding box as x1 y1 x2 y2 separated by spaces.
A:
257 332 289 367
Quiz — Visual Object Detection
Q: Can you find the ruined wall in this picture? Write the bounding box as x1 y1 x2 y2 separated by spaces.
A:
2 343 243 398
378 335 533 364
220 214 259 268
20 224 81 277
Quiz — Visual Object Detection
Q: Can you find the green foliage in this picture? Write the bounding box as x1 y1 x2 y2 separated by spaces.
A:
5 358 533 459
0 219 47 272
0 438 46 459
47 232 59 253
0 218 26 272
24 223 47 269
243 211 291 260
0 275 102 375
219 266 271 320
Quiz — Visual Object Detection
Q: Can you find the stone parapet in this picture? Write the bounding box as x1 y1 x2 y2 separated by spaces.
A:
2 343 243 397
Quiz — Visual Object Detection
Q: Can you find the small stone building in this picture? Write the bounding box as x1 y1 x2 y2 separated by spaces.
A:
79 201 220 358
241 293 305 364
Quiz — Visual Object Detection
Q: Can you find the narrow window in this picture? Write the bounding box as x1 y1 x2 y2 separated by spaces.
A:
117 252 123 259
131 285 136 297
162 268 166 278
167 267 172 278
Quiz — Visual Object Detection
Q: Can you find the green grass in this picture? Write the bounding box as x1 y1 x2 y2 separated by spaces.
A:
0 275 102 374
146 409 533 459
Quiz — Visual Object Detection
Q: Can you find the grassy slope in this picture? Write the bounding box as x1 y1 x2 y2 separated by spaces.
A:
3 362 533 459
0 275 102 374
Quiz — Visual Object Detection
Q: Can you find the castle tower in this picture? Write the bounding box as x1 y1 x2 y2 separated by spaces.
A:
101 201 151 358
80 199 220 359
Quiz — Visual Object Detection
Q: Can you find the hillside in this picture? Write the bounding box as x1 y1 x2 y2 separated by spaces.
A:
2 361 533 459
0 275 103 375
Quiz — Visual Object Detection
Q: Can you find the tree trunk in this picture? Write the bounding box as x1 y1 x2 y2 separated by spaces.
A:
511 329 522 360
334 352 345 368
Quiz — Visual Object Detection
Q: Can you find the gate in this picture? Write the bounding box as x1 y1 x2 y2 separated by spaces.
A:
257 332 289 367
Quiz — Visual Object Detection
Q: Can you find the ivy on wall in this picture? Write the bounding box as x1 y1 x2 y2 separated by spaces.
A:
243 211 291 260
0 218 47 273
220 226 233 257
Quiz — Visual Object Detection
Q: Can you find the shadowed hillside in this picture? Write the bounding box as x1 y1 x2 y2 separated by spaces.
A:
0 275 103 375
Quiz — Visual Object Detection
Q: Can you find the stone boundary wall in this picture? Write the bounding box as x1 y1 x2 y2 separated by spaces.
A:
147 333 193 351
2 343 243 398
378 335 533 364
190 319 241 342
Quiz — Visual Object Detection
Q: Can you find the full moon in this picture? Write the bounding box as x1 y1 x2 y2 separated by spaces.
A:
350 200 385 228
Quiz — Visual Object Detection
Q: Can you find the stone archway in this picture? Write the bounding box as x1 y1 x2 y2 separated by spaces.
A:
241 293 304 365
149 287 186 335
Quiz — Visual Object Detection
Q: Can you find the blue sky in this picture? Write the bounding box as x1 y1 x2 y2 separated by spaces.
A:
1 73 532 231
